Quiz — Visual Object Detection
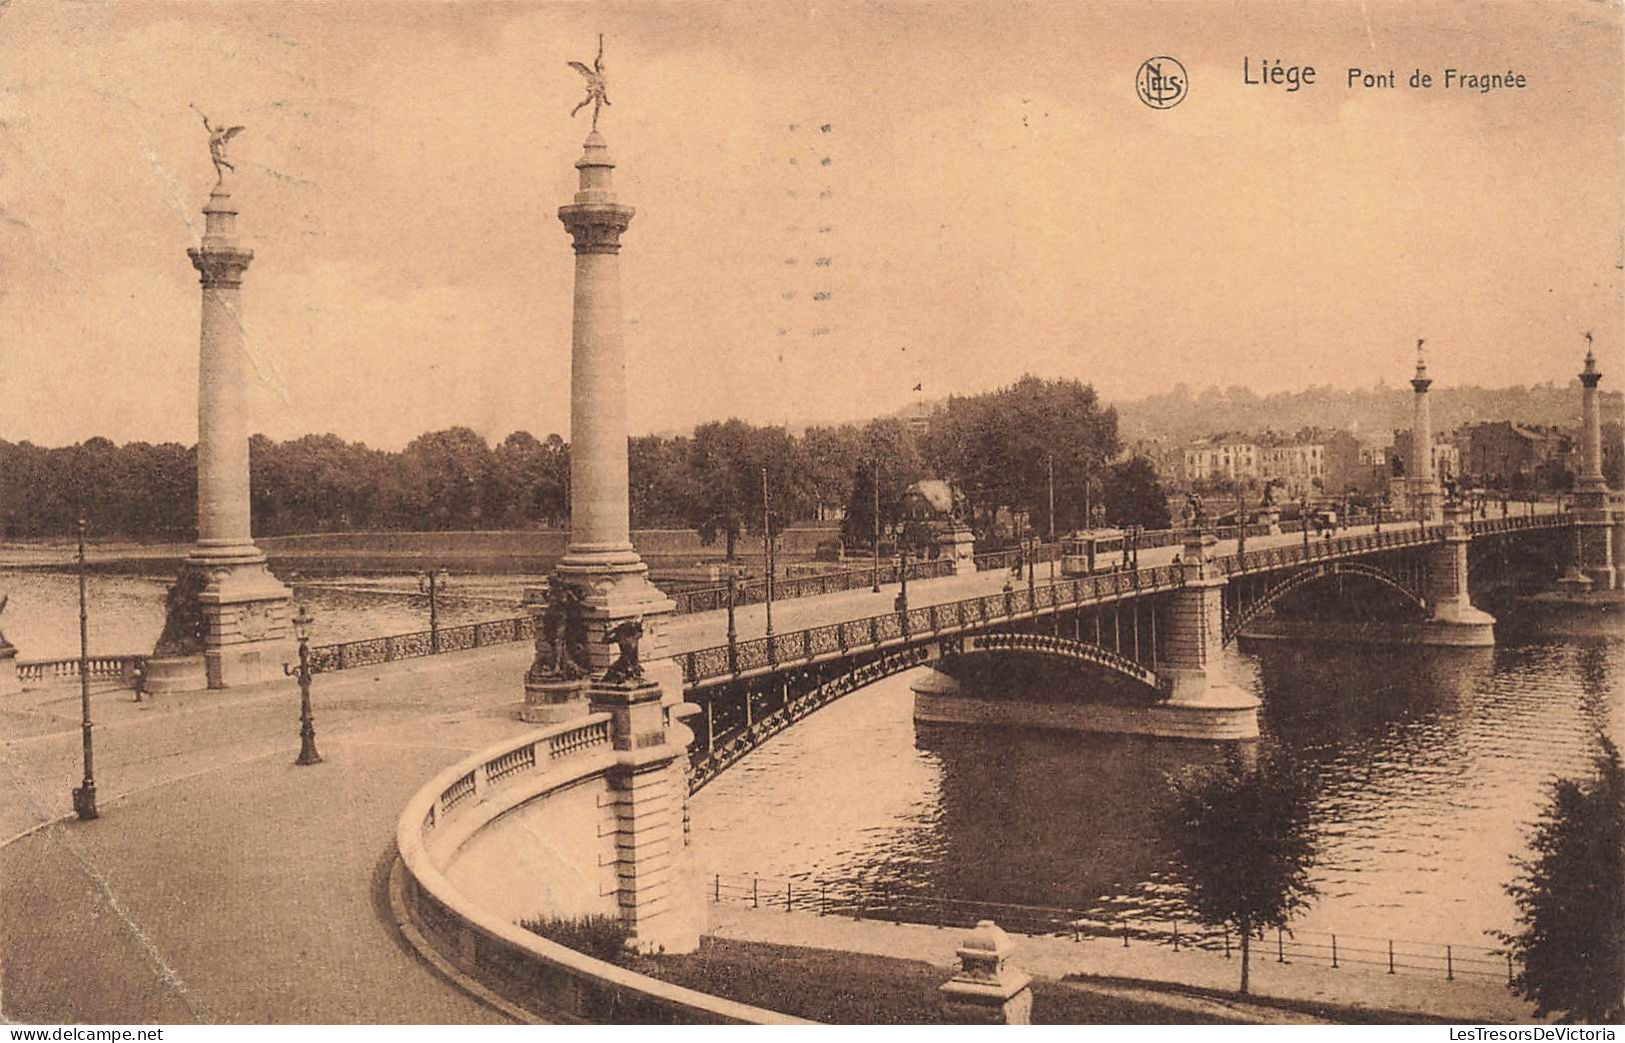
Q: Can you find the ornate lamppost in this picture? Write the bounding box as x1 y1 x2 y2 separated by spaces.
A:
724 564 738 674
1300 492 1311 553
871 465 882 594
417 567 449 653
1047 454 1059 634
761 467 775 647
283 605 322 766
71 516 98 822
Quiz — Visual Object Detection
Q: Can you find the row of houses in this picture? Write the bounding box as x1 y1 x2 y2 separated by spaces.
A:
1136 419 1624 497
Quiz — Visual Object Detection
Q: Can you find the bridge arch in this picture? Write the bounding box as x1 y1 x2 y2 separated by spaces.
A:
689 629 1170 792
1222 560 1425 645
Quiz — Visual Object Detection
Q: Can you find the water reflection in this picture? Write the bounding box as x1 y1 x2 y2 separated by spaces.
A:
0 569 523 660
694 628 1618 944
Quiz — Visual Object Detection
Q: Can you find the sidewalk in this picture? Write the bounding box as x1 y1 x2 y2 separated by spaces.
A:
707 904 1540 1024
0 644 539 1023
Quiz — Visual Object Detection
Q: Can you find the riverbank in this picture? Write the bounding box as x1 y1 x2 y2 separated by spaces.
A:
703 904 1539 1023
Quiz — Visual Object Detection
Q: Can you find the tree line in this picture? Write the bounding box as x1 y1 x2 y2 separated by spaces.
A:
1 374 1171 546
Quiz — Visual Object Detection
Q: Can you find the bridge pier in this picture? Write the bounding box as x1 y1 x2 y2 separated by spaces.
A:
1419 504 1496 646
1156 533 1260 738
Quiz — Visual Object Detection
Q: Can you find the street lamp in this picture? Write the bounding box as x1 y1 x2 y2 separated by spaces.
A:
871 464 882 594
417 567 449 653
71 516 97 822
1047 455 1058 635
896 542 910 619
725 565 738 674
1300 493 1311 553
1236 483 1248 560
761 466 775 645
283 605 323 766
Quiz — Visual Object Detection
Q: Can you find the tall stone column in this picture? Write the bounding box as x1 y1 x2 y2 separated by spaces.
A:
1409 343 1439 524
1568 345 1618 590
534 131 677 708
147 176 291 692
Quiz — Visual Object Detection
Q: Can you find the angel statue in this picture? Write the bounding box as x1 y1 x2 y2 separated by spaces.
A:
192 105 245 185
568 34 611 130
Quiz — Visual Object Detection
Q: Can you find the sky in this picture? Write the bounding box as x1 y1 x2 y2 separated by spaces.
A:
1 0 1621 450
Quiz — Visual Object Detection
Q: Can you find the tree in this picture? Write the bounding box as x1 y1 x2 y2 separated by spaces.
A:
840 418 925 550
685 420 809 560
1102 457 1172 530
1164 750 1319 995
1498 737 1625 1023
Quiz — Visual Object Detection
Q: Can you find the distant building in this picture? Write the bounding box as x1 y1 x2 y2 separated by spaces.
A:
1258 443 1325 495
1459 422 1571 482
1179 439 1259 486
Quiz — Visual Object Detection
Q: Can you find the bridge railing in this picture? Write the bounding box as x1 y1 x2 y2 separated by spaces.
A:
678 563 1190 687
668 557 958 614
708 871 1517 985
15 654 147 688
308 614 534 674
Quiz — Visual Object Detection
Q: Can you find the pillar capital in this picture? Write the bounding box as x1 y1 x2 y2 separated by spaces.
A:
188 246 254 288
558 202 634 254
1580 348 1602 389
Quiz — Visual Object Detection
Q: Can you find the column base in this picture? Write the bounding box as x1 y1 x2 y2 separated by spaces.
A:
197 558 294 690
553 562 680 705
519 676 591 724
143 653 209 694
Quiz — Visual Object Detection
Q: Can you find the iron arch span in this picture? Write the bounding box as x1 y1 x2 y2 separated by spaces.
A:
1223 561 1427 645
688 630 1171 793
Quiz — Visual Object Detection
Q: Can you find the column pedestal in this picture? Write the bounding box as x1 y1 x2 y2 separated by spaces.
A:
1256 507 1281 536
937 525 978 574
589 677 701 955
939 921 1033 1025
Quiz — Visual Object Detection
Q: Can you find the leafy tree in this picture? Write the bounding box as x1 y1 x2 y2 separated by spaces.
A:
1498 738 1625 1023
1102 457 1172 530
628 433 694 528
1164 750 1319 995
686 419 808 561
400 427 493 530
840 419 925 550
799 424 864 522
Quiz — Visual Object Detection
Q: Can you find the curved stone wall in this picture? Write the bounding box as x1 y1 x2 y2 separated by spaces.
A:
395 714 800 1024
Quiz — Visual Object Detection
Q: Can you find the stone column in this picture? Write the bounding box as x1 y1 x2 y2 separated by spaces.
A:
1569 347 1618 591
148 178 290 693
1410 345 1439 524
542 132 678 705
1423 503 1496 644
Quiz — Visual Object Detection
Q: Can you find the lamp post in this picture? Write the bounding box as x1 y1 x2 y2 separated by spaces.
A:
1047 455 1058 634
1236 483 1248 560
761 466 774 646
1300 493 1311 553
71 516 98 821
417 567 448 653
283 605 322 766
871 465 881 593
896 543 910 621
725 565 738 674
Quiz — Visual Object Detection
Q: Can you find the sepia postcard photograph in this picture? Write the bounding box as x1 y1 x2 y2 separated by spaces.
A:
1 0 1622 1030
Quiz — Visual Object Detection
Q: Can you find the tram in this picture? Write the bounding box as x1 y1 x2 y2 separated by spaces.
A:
1059 528 1128 577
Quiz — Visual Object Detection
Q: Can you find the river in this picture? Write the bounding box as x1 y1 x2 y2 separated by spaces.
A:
690 617 1620 952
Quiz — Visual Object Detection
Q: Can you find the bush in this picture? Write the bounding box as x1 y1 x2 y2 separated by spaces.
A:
518 913 631 966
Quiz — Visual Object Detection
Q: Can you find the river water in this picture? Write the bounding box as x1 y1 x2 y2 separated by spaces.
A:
0 569 523 660
691 618 1621 951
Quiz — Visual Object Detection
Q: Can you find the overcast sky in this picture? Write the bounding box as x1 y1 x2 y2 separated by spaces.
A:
2 1 1620 450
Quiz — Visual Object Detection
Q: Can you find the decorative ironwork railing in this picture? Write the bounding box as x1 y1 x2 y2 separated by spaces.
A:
708 870 1519 984
678 563 1191 688
669 557 959 614
308 614 534 674
15 654 147 688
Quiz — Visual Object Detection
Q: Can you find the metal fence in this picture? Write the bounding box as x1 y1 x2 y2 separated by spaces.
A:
307 614 534 674
709 872 1516 984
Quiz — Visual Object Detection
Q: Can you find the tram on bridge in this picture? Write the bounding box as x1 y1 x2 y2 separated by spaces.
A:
1059 528 1129 577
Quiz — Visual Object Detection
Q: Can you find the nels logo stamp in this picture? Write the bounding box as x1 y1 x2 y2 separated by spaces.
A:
1137 56 1188 109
